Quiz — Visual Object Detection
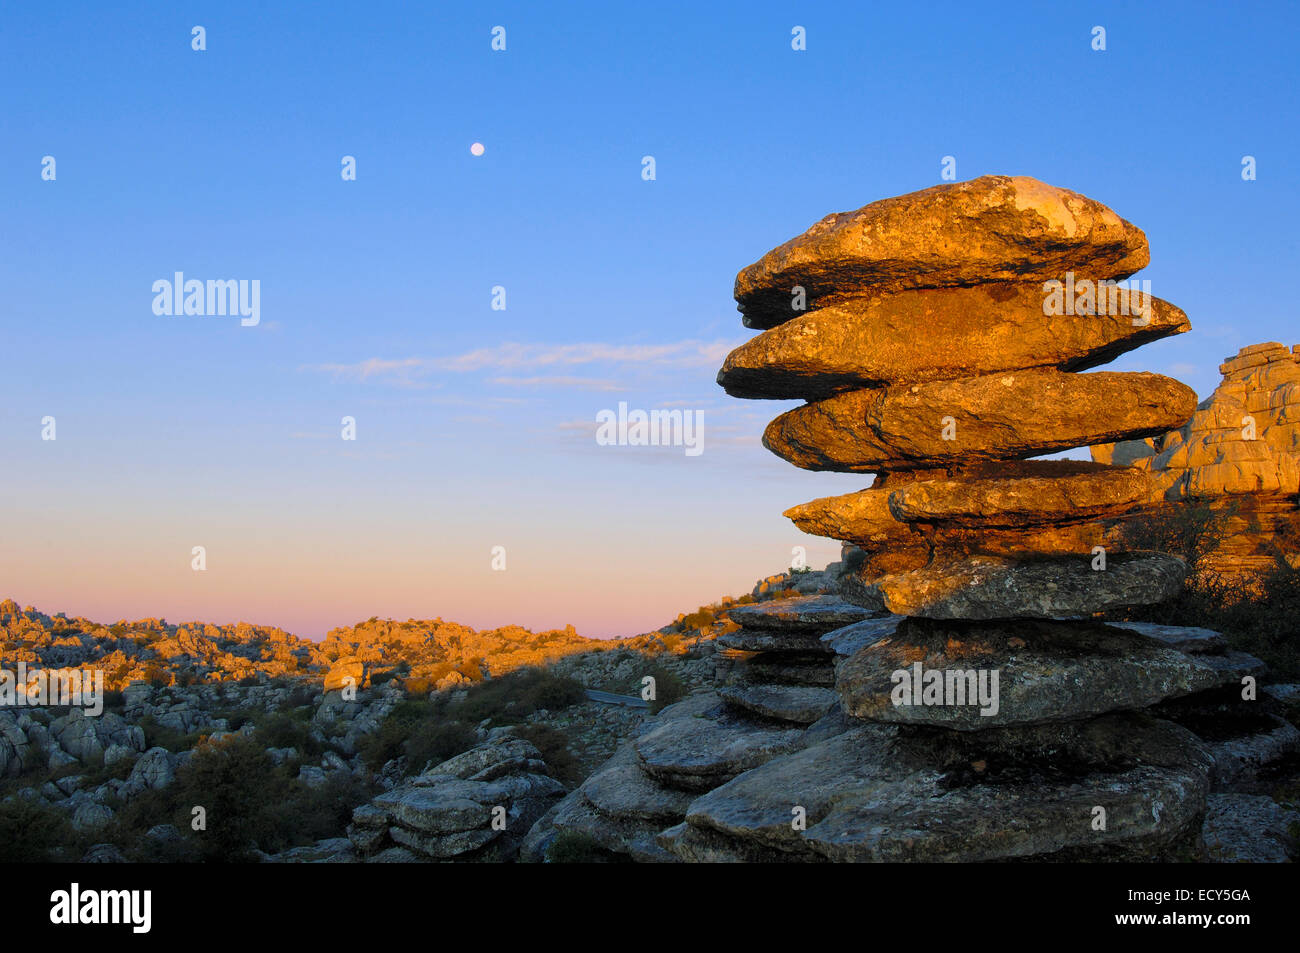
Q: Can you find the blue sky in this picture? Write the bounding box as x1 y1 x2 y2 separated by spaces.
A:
2 0 1297 638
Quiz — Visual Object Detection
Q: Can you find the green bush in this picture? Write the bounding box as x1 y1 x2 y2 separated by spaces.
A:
404 720 478 774
451 668 585 725
1113 504 1300 678
513 723 582 786
546 831 630 864
1120 500 1240 572
172 736 293 861
643 663 687 715
0 799 79 862
282 771 375 845
253 712 321 757
358 698 471 771
101 690 126 711
138 715 203 753
681 609 715 631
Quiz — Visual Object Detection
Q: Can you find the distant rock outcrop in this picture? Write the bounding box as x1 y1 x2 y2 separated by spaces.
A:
1094 342 1300 576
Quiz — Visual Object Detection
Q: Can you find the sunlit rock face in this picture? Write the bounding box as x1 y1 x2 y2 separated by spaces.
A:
1094 342 1300 577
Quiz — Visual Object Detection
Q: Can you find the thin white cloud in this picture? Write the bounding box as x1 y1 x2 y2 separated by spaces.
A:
490 375 626 392
301 338 741 382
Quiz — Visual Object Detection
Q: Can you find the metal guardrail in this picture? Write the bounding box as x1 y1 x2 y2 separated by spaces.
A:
584 688 650 709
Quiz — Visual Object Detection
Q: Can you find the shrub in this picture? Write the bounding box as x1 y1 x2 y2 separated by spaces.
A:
284 684 317 708
172 736 292 861
358 698 468 771
281 772 375 845
403 676 434 697
513 723 582 786
546 831 630 864
643 663 687 715
1112 504 1300 678
681 609 715 631
1120 500 1240 572
101 690 126 711
0 799 79 862
403 720 478 774
452 668 585 724
138 715 202 753
253 712 320 756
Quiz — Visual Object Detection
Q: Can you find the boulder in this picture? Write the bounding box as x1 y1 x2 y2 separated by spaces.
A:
634 703 805 791
861 553 1187 619
323 656 365 692
1201 794 1299 862
718 683 838 725
734 175 1150 328
668 714 1212 862
836 618 1238 730
720 283 1187 398
126 747 177 792
726 595 880 632
763 369 1198 472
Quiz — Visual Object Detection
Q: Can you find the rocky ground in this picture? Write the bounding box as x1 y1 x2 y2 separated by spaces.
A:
0 566 834 863
2 555 1296 864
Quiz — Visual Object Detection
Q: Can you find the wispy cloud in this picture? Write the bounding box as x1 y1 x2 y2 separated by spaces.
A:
491 375 625 392
301 338 741 384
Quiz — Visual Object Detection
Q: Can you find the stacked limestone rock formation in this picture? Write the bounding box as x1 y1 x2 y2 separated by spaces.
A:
674 175 1276 860
521 176 1285 863
519 594 877 862
1096 341 1300 576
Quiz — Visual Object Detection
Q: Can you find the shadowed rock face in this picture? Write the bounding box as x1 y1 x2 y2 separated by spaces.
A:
719 284 1189 399
734 175 1150 329
665 714 1212 862
763 369 1198 472
836 618 1235 729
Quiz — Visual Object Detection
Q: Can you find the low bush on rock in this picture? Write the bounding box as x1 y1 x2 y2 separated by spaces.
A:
0 799 79 863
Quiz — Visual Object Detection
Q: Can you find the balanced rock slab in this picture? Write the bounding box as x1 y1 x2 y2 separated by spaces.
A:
783 462 1159 562
861 553 1187 619
669 714 1211 862
720 283 1187 399
726 595 879 632
724 655 837 687
718 683 838 725
734 175 1150 328
580 741 695 824
633 697 805 791
524 787 679 863
836 618 1232 730
715 628 838 655
764 369 1198 472
887 463 1154 525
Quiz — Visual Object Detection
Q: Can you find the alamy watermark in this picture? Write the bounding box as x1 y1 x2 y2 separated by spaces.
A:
1 663 104 715
595 402 703 457
891 662 1000 717
152 272 260 326
1042 272 1151 326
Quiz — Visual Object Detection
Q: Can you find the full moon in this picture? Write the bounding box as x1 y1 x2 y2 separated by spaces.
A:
470 142 485 157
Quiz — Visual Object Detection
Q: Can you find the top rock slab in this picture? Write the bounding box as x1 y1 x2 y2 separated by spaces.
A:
734 175 1150 329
